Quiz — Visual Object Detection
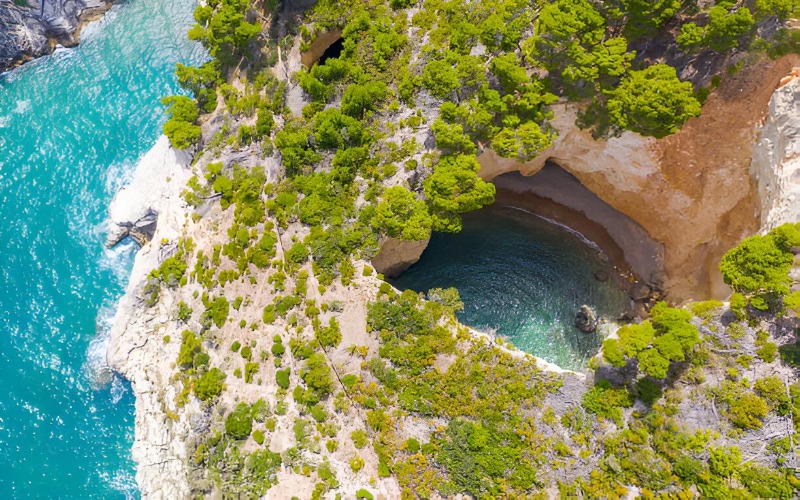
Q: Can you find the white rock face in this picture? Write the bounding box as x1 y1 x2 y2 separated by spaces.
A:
752 77 800 230
106 136 195 499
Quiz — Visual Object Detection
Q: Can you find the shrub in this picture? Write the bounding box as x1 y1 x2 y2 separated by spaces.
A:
244 362 259 383
351 429 369 449
355 489 373 500
310 404 327 422
194 368 226 401
582 379 634 425
757 341 778 363
740 464 794 499
636 378 663 406
754 376 790 414
251 399 269 422
177 330 202 369
253 429 265 445
241 345 253 360
231 341 242 352
286 242 309 264
728 392 768 430
225 403 254 439
350 456 365 473
276 369 291 389
316 317 342 348
302 353 334 399
203 296 230 328
709 446 741 477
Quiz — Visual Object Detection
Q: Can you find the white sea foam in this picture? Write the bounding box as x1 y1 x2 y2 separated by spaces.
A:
13 99 30 114
83 304 119 390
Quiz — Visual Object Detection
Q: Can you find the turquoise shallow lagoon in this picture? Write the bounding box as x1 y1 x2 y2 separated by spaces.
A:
0 0 201 495
391 205 631 370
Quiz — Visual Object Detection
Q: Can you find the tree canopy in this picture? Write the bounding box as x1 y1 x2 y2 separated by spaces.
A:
605 64 701 138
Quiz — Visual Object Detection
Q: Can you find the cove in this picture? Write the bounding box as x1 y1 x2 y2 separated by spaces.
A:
391 205 632 370
0 0 201 495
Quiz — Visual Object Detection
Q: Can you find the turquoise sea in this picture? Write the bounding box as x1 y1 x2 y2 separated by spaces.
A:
0 0 201 495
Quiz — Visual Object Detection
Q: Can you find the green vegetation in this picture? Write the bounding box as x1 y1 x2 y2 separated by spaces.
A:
602 302 700 378
225 402 254 439
605 65 701 138
372 186 432 241
161 96 201 149
720 223 800 311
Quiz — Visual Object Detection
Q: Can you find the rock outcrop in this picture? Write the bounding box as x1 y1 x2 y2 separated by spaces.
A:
752 73 800 231
574 305 599 333
371 235 430 277
0 0 112 72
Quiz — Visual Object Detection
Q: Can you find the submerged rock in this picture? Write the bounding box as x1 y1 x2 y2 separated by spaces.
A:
594 269 609 282
574 305 599 333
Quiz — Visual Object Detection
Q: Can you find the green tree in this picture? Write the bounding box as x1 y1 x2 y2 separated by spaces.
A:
423 155 496 233
621 0 680 37
421 59 459 99
175 61 220 113
341 81 388 118
755 0 795 20
225 402 253 439
372 186 433 241
161 95 201 149
719 232 793 298
679 5 755 53
195 368 226 401
187 0 261 64
606 64 701 138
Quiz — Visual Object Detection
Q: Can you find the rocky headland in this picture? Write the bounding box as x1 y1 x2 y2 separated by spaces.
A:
0 0 113 72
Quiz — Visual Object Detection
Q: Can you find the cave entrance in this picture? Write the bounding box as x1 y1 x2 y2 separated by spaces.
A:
317 38 344 66
301 31 344 68
390 162 664 369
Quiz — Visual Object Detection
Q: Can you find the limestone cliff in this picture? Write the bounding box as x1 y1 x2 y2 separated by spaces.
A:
0 0 112 72
106 136 195 498
752 74 800 231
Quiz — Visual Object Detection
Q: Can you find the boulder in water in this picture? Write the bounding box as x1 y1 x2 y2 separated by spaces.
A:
575 305 599 333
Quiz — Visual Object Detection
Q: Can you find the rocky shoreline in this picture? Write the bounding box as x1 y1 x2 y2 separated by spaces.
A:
105 136 195 497
0 0 113 73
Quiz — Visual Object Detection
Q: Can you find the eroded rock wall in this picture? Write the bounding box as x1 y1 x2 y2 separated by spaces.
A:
752 75 800 231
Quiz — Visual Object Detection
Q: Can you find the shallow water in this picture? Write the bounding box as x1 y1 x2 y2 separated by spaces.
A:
391 205 632 370
0 0 201 495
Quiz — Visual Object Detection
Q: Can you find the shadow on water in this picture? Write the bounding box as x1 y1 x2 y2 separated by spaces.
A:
390 205 632 370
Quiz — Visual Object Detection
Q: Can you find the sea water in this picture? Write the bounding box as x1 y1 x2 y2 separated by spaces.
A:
0 0 202 495
391 205 632 370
